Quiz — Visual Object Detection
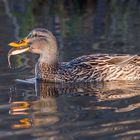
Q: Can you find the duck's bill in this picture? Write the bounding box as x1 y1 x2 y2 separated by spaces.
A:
8 37 28 48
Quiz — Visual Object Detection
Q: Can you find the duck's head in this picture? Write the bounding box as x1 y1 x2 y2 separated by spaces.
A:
8 28 59 64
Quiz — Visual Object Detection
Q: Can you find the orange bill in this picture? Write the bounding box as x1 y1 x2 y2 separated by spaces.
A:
8 37 28 48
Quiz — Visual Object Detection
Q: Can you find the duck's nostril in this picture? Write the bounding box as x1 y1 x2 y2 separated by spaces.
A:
16 40 24 44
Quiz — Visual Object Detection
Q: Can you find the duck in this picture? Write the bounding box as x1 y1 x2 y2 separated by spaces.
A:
8 28 140 82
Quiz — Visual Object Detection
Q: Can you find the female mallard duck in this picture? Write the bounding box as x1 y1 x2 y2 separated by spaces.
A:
8 28 140 82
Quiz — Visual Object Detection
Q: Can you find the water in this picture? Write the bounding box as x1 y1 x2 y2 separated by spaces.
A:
0 0 140 139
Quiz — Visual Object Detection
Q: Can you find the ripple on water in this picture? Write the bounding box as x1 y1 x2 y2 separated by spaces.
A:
0 80 139 139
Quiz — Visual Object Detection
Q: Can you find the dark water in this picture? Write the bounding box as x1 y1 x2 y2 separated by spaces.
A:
1 0 140 139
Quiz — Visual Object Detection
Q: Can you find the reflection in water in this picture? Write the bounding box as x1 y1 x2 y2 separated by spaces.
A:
32 98 59 127
7 80 140 139
10 101 31 129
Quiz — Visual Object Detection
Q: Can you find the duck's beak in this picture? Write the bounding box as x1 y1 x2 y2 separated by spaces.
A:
8 37 28 48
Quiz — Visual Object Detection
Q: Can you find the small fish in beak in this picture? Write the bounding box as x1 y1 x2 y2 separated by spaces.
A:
8 47 29 68
8 38 29 68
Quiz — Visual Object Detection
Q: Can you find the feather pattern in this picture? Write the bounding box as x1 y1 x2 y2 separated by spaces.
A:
35 54 140 82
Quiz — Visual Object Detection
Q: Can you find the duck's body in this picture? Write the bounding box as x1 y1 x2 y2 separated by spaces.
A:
8 28 140 82
36 54 140 82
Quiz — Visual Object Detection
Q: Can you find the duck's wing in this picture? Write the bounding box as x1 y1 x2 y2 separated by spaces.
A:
63 54 140 82
117 55 140 66
67 54 140 67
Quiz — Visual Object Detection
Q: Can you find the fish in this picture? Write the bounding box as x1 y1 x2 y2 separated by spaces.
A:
8 47 29 68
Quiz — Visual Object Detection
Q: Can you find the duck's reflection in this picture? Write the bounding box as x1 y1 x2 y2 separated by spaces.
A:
9 80 140 139
32 97 59 127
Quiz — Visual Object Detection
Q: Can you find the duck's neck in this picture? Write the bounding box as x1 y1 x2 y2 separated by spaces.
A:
39 48 59 64
36 53 60 81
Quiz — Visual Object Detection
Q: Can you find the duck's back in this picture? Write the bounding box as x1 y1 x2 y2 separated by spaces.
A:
60 54 140 82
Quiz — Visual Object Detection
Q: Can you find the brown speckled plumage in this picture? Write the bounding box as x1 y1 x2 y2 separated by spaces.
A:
8 28 140 82
36 53 140 82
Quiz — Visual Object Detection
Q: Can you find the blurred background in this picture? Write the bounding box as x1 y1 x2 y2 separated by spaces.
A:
1 0 140 62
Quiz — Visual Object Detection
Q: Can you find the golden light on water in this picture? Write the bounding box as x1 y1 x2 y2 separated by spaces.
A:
11 118 31 129
10 101 31 129
10 101 30 113
9 97 59 129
